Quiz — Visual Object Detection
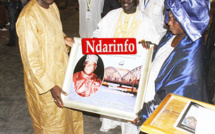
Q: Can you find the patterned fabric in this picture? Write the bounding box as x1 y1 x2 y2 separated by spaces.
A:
113 10 141 38
85 55 99 64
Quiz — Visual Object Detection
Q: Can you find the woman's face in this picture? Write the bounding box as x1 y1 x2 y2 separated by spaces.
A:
168 11 185 35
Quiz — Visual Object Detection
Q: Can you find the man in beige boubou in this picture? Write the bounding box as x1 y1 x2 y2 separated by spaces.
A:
16 0 83 133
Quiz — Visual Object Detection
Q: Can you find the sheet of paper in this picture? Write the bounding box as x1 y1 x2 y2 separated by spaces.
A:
195 107 215 134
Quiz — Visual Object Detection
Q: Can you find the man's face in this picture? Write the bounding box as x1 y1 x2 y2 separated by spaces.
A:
119 0 138 14
167 11 185 35
83 61 97 75
37 0 54 8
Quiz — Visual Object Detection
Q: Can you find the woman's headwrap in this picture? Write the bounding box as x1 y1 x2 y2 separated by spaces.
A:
165 0 210 41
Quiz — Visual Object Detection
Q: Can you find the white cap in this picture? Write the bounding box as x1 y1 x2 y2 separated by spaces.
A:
85 55 98 64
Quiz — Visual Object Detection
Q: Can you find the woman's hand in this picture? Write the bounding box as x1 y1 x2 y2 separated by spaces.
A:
132 117 141 125
139 39 157 50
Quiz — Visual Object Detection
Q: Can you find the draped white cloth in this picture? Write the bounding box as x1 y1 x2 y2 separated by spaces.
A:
78 0 104 38
144 35 175 102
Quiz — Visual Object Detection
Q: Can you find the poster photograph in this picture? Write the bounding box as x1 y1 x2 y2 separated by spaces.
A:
62 37 154 121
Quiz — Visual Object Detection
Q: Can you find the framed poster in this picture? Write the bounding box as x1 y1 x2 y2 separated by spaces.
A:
62 37 154 121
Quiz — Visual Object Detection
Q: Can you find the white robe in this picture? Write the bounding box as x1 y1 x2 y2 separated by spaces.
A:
93 8 160 45
138 0 167 38
144 36 175 102
78 0 104 38
93 8 160 134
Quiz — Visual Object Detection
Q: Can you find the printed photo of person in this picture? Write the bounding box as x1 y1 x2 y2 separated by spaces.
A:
73 55 104 97
182 116 197 130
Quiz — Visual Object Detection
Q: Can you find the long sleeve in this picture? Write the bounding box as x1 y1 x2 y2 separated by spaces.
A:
17 16 55 94
138 94 162 123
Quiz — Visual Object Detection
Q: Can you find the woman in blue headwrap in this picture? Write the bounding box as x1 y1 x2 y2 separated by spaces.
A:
135 0 210 125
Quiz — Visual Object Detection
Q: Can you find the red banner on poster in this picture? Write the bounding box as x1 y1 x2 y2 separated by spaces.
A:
82 38 137 55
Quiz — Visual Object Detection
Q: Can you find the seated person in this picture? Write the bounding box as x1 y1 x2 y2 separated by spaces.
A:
73 55 102 97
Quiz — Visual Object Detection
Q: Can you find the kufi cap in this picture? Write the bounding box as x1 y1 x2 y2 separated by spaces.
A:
85 55 98 64
165 0 210 41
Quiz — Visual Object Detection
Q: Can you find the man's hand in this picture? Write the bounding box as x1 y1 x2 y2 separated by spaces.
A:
50 85 68 108
64 37 74 47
